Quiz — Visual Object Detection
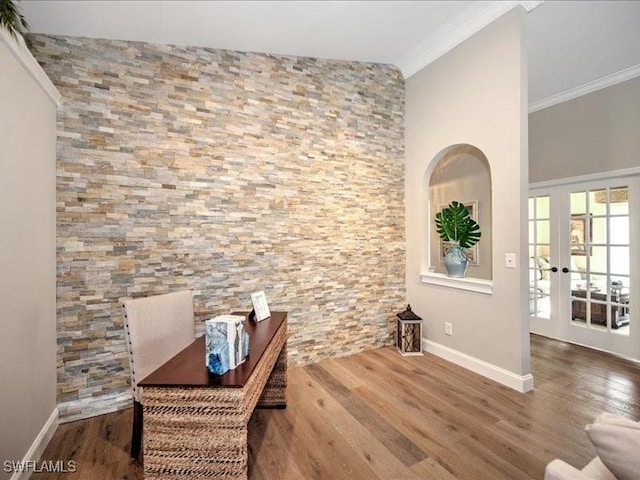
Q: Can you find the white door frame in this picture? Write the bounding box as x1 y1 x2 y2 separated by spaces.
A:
530 168 640 360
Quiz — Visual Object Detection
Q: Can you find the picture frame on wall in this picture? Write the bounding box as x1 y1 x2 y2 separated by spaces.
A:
439 200 479 266
570 214 592 256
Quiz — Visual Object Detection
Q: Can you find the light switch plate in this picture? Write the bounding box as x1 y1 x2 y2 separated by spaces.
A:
505 253 516 268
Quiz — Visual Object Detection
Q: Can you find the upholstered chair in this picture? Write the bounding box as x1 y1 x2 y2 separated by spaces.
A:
122 290 196 458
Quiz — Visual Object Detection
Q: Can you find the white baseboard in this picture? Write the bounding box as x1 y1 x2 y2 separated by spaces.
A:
424 338 534 393
10 408 59 480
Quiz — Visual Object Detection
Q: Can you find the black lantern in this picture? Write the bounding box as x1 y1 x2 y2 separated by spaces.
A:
396 305 423 356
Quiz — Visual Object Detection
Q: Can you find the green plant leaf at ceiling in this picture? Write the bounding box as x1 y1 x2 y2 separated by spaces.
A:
0 0 29 39
434 200 481 249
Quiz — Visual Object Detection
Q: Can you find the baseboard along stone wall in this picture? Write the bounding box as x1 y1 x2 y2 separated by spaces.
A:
28 34 406 419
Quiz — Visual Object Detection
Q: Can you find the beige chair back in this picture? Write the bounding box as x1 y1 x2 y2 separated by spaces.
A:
122 290 196 402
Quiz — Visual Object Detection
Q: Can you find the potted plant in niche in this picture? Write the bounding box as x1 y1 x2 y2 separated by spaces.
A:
435 200 481 278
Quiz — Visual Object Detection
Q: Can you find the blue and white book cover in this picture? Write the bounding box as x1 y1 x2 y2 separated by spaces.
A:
205 315 249 374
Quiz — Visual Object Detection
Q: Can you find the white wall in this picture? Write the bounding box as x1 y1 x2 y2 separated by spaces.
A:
0 31 59 477
405 8 531 385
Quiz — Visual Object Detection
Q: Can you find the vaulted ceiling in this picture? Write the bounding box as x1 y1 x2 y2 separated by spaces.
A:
20 0 640 110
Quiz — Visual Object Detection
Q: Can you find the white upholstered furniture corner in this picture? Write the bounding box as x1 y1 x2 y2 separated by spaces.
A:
545 412 640 480
122 290 196 458
544 457 616 480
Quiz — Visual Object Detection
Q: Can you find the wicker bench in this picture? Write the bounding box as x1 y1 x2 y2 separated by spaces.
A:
139 312 288 479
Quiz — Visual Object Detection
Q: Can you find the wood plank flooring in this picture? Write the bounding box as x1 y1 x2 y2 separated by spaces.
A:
31 334 640 480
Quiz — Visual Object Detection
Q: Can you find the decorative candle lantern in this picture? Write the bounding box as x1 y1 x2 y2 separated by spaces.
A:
396 304 423 356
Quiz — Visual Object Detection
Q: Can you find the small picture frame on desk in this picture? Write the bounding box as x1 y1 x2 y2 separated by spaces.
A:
250 290 271 322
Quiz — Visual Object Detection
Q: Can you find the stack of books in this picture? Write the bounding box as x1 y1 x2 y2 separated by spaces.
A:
205 315 250 375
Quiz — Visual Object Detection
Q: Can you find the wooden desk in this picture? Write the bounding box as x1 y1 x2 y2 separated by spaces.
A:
139 312 287 479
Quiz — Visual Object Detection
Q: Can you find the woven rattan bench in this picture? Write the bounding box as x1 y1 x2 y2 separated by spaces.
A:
139 311 288 479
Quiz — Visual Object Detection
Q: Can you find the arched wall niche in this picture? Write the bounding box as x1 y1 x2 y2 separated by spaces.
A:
425 144 493 280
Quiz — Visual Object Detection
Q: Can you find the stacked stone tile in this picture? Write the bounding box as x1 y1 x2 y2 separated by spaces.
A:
28 35 405 419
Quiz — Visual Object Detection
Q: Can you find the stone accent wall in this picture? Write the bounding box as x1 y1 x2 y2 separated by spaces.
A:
28 35 405 419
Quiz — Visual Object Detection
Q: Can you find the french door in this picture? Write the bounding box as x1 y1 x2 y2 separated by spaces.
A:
529 175 639 359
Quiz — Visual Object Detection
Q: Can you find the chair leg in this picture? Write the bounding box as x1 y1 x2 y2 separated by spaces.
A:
131 400 143 459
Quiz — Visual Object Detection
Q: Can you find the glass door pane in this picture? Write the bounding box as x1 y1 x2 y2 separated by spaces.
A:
529 195 551 319
569 186 630 335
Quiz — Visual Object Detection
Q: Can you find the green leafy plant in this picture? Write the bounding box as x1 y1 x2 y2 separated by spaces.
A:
435 200 481 249
0 0 29 39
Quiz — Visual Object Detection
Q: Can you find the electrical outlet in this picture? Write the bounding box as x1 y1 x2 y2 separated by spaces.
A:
505 253 516 268
445 322 453 336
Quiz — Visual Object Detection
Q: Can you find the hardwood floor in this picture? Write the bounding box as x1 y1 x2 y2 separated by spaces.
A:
32 334 640 479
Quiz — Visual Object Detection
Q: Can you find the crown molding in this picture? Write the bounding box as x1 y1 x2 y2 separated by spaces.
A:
520 1 544 11
528 63 640 113
530 166 640 190
397 1 543 79
0 29 61 106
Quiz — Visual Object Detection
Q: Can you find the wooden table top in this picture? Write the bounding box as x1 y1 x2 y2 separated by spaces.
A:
139 311 287 388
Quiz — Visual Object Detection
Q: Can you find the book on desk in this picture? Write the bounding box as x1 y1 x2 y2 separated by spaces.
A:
205 315 250 375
